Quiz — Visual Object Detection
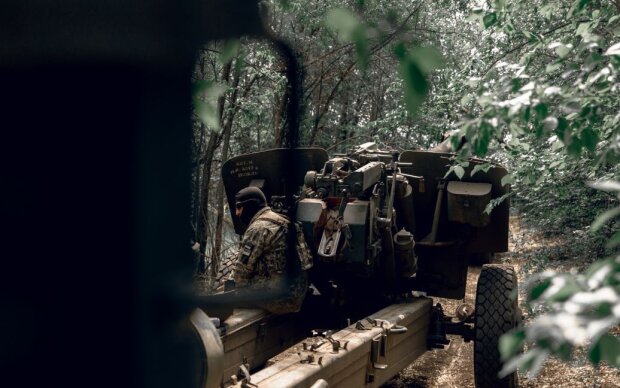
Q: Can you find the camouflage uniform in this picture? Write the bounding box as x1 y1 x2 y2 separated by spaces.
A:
232 207 312 314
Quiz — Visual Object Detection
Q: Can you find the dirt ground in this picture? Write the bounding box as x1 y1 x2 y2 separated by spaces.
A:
384 216 620 388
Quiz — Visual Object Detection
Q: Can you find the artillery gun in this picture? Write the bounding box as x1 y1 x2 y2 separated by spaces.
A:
193 142 518 388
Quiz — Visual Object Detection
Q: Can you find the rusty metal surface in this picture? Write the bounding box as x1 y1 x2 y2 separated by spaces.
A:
227 298 432 388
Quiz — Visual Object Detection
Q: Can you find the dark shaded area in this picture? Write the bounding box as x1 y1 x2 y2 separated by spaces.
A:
0 2 263 387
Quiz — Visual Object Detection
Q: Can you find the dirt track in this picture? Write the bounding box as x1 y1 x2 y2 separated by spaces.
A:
384 216 620 388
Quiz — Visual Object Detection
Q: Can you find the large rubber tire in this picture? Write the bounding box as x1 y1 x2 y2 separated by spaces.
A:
474 264 519 388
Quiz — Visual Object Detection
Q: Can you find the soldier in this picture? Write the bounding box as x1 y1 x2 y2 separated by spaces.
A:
231 187 312 314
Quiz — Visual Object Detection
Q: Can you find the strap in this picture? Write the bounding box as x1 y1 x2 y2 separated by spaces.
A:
257 211 289 227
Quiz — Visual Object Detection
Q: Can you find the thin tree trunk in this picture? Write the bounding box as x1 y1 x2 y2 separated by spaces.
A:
273 86 287 147
211 66 242 270
196 60 232 273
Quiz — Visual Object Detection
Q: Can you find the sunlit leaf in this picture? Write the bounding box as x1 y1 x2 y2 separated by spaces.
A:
326 8 360 40
588 181 620 192
604 42 620 56
576 22 591 36
454 165 465 179
500 329 526 360
501 174 514 187
410 47 444 73
471 163 492 177
606 231 620 249
547 281 581 302
546 62 562 73
543 117 558 132
555 44 572 58
325 9 369 71
195 101 220 130
193 81 227 130
591 206 620 232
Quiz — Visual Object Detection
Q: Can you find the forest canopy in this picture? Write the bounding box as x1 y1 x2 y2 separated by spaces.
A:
192 0 620 375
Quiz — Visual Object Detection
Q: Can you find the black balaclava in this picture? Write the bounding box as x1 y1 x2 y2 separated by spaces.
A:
235 187 267 227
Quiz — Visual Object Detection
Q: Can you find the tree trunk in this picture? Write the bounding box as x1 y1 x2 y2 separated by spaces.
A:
196 60 232 273
211 65 242 271
273 86 287 147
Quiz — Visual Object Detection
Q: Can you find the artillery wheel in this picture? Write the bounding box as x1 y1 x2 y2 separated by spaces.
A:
474 264 518 388
189 308 224 388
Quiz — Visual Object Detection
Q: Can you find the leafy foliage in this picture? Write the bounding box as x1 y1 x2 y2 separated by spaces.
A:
191 0 620 376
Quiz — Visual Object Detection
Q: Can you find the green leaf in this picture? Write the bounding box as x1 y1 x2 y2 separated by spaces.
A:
454 165 465 179
352 27 369 71
551 140 564 151
500 329 526 361
473 123 491 156
467 8 484 22
192 81 227 130
547 281 581 302
501 174 514 187
529 278 552 300
220 40 240 65
555 44 572 58
591 206 620 232
589 334 620 368
471 163 492 177
394 42 407 60
567 137 582 156
410 47 444 73
588 181 620 192
325 9 369 71
596 302 613 318
581 127 599 151
534 103 548 119
195 101 220 130
571 0 591 15
546 62 562 73
400 58 428 115
585 258 613 279
605 42 620 56
606 231 620 249
543 117 558 132
461 95 473 106
576 22 591 36
326 9 360 40
516 348 550 377
483 12 497 29
510 122 525 135
557 343 572 361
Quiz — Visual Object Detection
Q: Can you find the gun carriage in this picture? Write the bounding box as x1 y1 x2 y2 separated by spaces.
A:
194 142 518 388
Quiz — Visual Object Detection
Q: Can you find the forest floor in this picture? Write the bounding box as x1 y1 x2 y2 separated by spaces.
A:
384 215 620 388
